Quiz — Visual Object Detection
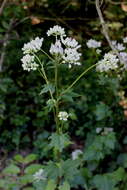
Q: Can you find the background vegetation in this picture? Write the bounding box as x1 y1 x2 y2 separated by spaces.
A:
1 0 127 189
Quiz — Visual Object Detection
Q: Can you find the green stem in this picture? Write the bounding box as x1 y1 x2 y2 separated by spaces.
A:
61 63 99 95
40 49 54 61
55 59 59 133
33 53 56 119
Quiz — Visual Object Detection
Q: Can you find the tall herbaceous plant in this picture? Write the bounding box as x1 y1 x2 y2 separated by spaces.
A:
21 25 125 189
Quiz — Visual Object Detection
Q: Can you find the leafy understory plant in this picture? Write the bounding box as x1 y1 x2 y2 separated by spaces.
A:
20 25 127 190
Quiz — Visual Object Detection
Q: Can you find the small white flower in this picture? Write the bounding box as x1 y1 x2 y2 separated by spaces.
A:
123 37 127 43
96 49 102 54
21 54 39 71
86 39 101 49
62 48 81 67
58 111 69 121
22 37 43 54
116 43 125 51
111 41 125 51
120 52 127 69
50 40 63 56
33 169 46 182
61 37 81 49
47 25 66 37
96 52 119 72
96 127 102 134
72 149 83 160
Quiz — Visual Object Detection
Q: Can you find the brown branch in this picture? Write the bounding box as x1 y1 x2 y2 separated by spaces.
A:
95 0 123 64
0 0 7 15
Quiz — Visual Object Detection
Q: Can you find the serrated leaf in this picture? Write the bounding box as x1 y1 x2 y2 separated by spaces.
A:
24 154 37 164
20 174 33 185
59 181 70 190
14 154 24 163
93 175 115 190
46 179 56 190
40 84 55 95
3 164 20 175
24 164 43 174
49 133 72 152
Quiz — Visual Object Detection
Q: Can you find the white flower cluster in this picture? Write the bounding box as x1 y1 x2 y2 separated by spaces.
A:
21 26 81 71
21 54 39 71
111 40 125 51
123 37 127 43
22 37 44 54
47 25 66 37
96 52 119 72
49 40 63 56
58 111 69 121
21 37 43 71
72 149 83 160
48 26 81 67
120 52 127 69
33 169 47 182
86 39 101 49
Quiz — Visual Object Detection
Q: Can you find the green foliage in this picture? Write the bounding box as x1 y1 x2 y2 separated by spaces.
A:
0 0 127 189
49 133 72 152
0 153 42 190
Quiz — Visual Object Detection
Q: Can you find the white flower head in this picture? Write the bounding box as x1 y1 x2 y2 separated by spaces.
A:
33 169 47 182
47 25 66 37
61 37 81 49
50 40 63 56
96 49 102 54
58 111 69 121
123 37 127 43
86 39 101 49
116 43 125 51
22 37 43 54
96 52 119 72
111 41 125 51
72 149 83 160
120 52 127 62
21 54 39 71
62 48 81 67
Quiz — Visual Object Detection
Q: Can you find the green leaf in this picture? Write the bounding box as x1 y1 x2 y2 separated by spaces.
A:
3 164 20 175
123 136 127 144
62 159 80 181
46 179 56 190
0 179 5 188
59 181 70 190
14 154 24 163
93 175 115 190
24 164 43 174
20 174 33 185
23 188 35 190
49 133 72 152
95 102 111 121
60 91 80 103
24 154 37 164
40 84 55 95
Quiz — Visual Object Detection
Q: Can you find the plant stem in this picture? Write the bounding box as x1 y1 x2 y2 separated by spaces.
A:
33 53 56 119
40 49 54 61
55 59 60 133
61 63 99 95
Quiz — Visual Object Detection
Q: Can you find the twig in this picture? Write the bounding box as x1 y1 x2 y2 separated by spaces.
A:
0 19 14 72
0 0 7 15
108 0 127 5
95 0 123 64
